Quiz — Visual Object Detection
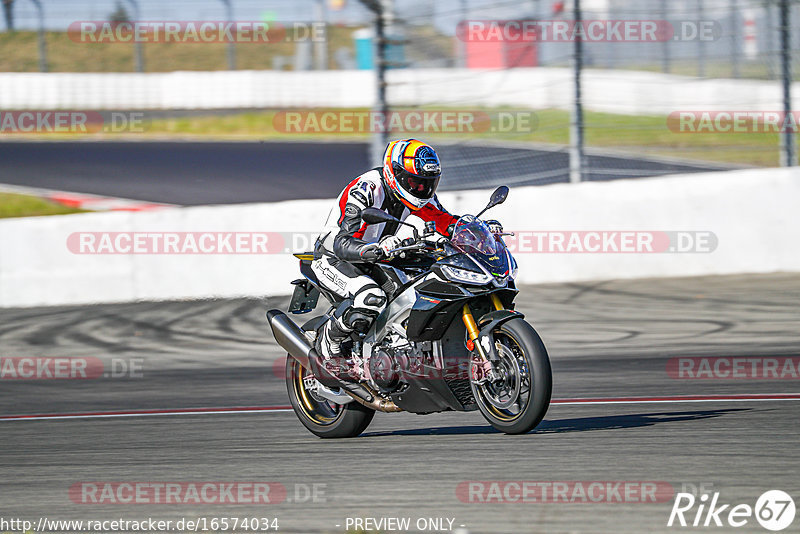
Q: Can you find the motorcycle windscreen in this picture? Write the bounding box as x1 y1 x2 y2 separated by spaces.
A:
451 216 510 279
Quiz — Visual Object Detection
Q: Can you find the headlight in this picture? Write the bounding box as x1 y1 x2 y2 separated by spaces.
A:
508 252 518 280
440 265 493 285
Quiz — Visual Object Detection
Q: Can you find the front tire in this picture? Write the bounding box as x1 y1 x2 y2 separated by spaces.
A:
471 319 552 434
285 357 375 438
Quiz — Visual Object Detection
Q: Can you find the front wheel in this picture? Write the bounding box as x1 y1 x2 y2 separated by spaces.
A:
471 319 552 434
285 357 375 438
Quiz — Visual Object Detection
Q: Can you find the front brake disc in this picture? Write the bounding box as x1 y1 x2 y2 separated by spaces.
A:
480 343 521 410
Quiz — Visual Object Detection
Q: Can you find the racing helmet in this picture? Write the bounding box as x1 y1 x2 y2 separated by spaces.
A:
382 139 442 211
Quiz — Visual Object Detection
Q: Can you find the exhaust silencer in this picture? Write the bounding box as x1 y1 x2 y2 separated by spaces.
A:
266 309 313 370
266 309 341 389
267 309 341 388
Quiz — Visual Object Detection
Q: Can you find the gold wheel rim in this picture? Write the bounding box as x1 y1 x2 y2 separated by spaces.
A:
292 360 341 425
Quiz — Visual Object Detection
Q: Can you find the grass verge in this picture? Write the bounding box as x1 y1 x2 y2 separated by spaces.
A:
0 193 88 219
4 107 789 167
143 108 788 167
0 27 361 72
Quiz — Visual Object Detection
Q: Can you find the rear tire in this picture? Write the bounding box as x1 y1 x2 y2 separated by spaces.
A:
471 319 552 434
285 357 375 438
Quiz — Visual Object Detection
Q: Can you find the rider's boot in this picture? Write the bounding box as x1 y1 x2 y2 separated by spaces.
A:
315 319 356 381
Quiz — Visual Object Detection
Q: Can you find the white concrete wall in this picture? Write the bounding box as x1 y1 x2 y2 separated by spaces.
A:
0 69 796 115
1 167 798 308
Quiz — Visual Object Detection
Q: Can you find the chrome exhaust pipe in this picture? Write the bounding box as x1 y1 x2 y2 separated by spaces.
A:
266 309 312 369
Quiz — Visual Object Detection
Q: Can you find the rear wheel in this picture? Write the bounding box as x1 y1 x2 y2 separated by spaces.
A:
285 357 375 438
471 319 552 434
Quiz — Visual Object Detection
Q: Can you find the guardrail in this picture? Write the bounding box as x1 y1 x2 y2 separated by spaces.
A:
0 69 797 115
1 167 798 307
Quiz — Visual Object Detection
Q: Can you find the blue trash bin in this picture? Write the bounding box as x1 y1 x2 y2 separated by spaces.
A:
354 27 406 70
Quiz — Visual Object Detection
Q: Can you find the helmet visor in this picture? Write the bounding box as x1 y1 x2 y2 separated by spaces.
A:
394 165 440 200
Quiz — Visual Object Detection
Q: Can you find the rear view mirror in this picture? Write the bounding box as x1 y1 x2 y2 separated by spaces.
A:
361 207 399 225
477 186 510 218
361 207 419 240
489 186 509 207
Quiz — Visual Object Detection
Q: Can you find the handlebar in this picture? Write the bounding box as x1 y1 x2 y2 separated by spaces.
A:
359 247 383 262
360 241 435 263
381 238 445 261
367 216 508 262
387 243 428 255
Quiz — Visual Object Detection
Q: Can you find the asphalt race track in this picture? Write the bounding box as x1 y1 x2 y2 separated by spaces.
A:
0 141 732 205
1 273 799 534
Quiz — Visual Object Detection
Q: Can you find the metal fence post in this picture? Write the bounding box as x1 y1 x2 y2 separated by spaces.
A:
123 0 144 72
29 0 46 72
314 0 328 70
3 0 15 31
373 1 389 163
219 0 236 70
358 0 391 164
730 0 740 78
697 0 706 77
779 0 797 167
570 0 585 183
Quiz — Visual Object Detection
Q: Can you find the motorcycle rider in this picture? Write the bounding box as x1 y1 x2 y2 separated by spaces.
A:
311 139 459 375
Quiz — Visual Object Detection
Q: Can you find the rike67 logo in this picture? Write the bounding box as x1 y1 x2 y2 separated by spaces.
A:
669 489 796 531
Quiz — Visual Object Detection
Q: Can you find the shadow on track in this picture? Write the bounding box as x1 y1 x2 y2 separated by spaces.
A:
362 408 749 437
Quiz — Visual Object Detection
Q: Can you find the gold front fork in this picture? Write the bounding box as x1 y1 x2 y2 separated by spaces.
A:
462 303 481 341
462 302 499 363
462 295 504 348
462 301 503 384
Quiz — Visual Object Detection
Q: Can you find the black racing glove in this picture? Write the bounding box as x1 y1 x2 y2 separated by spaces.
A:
358 243 383 262
360 235 404 261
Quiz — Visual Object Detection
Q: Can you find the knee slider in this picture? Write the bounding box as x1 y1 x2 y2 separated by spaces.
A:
343 308 378 334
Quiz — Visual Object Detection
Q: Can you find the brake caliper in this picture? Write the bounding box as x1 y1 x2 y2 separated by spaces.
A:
470 356 497 385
